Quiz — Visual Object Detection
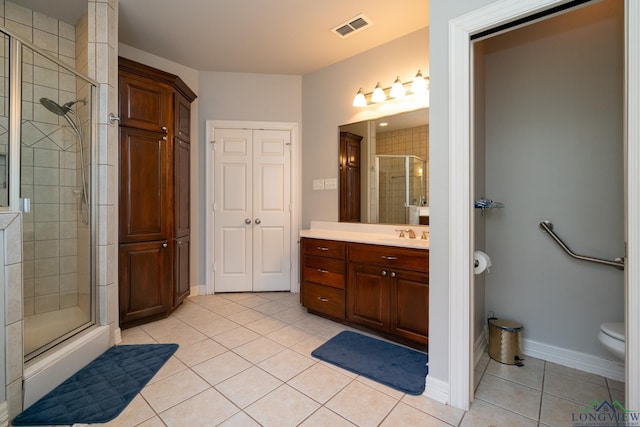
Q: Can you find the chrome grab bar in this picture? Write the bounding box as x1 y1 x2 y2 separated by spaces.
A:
539 221 625 270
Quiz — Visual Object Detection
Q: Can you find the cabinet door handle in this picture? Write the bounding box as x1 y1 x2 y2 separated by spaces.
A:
381 256 398 260
382 270 387 276
162 242 168 248
317 247 329 251
317 269 329 273
391 272 396 278
317 297 329 302
161 126 168 132
162 136 167 141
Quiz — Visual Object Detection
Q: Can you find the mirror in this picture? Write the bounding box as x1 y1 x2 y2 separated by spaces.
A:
339 108 429 225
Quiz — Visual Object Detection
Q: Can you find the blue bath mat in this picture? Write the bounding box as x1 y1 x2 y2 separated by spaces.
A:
311 331 428 395
12 343 178 426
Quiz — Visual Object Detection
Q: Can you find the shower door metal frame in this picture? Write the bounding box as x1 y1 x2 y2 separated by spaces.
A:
2 27 100 359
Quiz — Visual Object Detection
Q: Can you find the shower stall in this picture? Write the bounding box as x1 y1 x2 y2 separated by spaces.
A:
375 155 427 224
1 29 97 361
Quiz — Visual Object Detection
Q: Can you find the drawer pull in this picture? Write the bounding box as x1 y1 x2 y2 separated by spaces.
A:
317 297 329 302
381 256 398 260
317 269 329 273
382 270 387 276
391 272 396 278
317 247 330 251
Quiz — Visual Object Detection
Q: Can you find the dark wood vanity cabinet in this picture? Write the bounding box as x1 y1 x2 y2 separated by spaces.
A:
300 238 347 319
300 238 429 346
339 132 362 222
118 57 196 328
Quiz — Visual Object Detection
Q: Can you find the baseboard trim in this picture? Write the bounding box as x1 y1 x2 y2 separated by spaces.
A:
424 375 449 405
192 285 206 296
474 331 488 367
523 338 625 382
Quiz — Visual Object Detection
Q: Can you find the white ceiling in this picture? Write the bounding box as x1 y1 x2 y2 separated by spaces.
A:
12 0 429 75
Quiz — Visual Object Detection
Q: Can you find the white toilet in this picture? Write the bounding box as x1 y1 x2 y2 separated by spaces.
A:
598 321 625 361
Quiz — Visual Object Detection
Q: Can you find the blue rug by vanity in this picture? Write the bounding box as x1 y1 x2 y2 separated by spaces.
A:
12 343 178 426
311 331 428 395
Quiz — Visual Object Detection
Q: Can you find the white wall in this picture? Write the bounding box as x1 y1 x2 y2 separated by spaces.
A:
301 28 429 228
481 0 624 357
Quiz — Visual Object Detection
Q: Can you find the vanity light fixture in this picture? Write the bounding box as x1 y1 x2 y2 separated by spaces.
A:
352 70 430 107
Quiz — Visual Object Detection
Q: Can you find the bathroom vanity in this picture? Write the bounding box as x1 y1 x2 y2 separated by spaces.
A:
300 222 429 348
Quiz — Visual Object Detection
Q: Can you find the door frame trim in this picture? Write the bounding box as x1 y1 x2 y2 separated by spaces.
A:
447 0 639 410
205 120 300 295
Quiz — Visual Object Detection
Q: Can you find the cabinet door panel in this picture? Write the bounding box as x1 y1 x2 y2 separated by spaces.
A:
391 269 429 344
175 93 191 140
174 138 190 237
119 127 171 242
347 262 389 331
174 236 190 308
119 73 171 132
119 241 170 325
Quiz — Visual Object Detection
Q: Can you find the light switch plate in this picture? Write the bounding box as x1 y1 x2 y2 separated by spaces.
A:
324 178 337 190
313 179 325 190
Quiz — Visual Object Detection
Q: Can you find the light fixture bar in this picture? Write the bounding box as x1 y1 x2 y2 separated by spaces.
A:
352 71 430 107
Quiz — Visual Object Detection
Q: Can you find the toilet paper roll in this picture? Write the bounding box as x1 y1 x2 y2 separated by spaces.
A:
473 251 492 275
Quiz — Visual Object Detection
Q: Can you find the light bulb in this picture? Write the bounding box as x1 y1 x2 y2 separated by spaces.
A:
371 82 386 103
411 70 428 95
353 88 367 107
390 76 406 99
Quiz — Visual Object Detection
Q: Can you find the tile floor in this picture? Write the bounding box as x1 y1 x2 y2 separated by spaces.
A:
95 292 624 427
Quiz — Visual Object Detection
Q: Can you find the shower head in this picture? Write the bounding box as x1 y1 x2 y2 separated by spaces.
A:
39 98 86 116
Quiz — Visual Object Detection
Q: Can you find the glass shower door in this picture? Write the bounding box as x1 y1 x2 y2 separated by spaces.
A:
21 44 95 359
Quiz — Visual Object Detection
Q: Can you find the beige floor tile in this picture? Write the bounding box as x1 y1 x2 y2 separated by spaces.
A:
192 317 240 337
177 310 224 330
545 361 607 386
141 369 210 413
192 350 252 386
154 323 208 348
460 398 538 427
607 377 625 392
298 407 356 427
294 316 352 338
220 292 256 302
271 306 308 324
266 324 315 347
98 394 155 426
544 370 609 405
356 376 405 400
258 348 315 381
233 336 286 364
174 338 227 367
325 380 398 426
260 291 292 301
139 317 185 340
245 316 287 335
198 299 247 317
146 356 188 385
119 327 156 345
402 393 466 426
215 366 282 408
475 373 541 420
226 308 266 325
217 411 261 426
159 388 239 427
290 334 326 357
245 384 320 427
288 363 352 403
381 402 453 426
236 294 271 307
539 392 588 427
277 293 305 307
253 300 289 315
485 356 545 390
134 416 166 427
214 326 260 349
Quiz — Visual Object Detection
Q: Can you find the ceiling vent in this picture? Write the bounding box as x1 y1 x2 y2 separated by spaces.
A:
332 14 372 38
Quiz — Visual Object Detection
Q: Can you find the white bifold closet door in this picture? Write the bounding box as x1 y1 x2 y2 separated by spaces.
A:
213 128 291 292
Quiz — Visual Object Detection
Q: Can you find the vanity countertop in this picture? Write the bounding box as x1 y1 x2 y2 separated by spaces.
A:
300 221 429 249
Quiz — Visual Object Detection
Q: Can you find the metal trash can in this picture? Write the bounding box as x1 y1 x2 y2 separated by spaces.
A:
488 318 524 366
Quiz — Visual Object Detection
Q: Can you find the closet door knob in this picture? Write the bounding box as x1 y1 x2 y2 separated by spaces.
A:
245 218 251 224
255 218 261 225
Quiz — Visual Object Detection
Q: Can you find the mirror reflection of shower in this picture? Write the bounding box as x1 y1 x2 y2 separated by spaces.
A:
375 154 427 224
39 97 89 224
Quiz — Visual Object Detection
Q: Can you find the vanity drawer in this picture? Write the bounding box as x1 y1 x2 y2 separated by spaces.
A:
303 282 345 319
303 255 345 289
348 242 429 273
302 238 346 259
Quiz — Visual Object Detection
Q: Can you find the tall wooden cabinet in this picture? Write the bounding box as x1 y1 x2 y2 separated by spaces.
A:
118 57 197 328
339 132 362 222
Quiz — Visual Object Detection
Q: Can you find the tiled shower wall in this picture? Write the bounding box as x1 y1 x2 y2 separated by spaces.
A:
376 125 429 223
1 1 86 317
